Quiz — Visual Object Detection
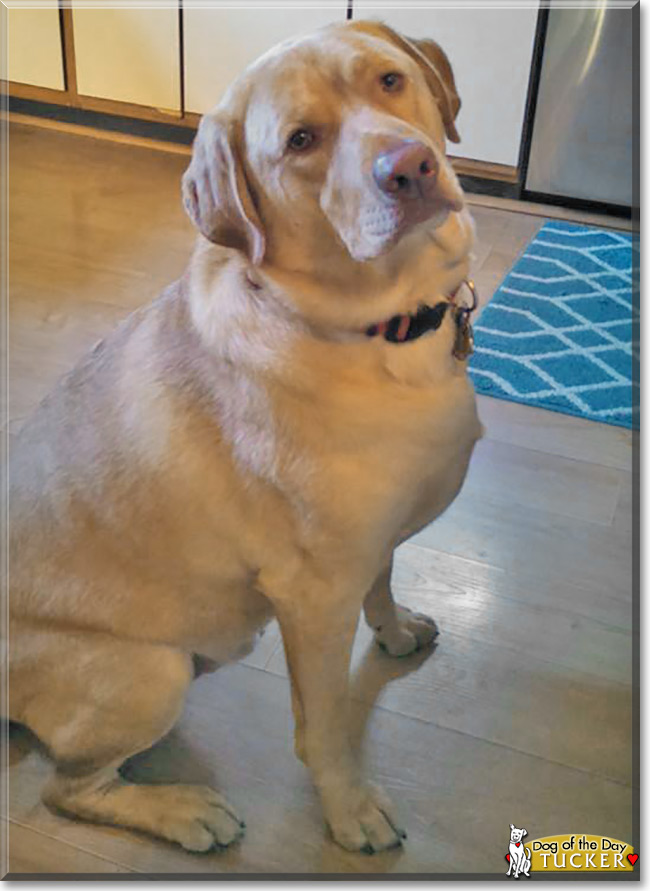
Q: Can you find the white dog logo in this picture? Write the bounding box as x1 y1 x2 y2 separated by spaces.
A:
506 824 532 878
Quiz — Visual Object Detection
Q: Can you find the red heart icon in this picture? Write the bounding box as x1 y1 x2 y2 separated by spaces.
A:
516 842 521 847
505 854 510 862
628 854 638 866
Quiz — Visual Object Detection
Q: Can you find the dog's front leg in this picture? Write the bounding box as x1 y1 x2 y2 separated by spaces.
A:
265 569 405 853
364 556 438 656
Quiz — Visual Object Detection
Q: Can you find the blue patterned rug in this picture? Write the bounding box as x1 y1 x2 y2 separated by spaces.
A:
468 221 638 429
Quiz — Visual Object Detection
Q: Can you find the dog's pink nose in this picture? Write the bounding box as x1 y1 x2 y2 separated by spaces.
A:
373 140 438 196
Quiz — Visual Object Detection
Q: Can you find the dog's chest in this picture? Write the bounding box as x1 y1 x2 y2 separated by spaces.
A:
371 378 480 532
299 357 482 548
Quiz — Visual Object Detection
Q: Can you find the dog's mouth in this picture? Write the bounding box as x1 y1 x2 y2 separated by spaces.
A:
350 142 465 260
349 188 460 262
320 135 465 263
386 188 461 233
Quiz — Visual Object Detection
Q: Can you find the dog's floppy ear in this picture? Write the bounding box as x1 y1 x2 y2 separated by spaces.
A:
410 36 461 143
523 829 528 837
182 112 265 264
350 21 462 144
510 824 515 831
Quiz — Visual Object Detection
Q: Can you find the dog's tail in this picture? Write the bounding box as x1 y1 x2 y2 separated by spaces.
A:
525 846 532 861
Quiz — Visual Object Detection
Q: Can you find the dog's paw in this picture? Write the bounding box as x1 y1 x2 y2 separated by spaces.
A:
154 785 245 852
324 783 406 853
375 605 438 657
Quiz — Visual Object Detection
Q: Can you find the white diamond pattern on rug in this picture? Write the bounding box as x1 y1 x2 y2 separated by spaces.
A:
468 221 638 429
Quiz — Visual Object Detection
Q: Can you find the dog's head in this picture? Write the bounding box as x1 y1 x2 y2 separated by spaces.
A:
182 20 465 269
510 824 528 843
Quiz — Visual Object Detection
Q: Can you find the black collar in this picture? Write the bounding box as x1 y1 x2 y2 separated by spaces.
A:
366 301 450 343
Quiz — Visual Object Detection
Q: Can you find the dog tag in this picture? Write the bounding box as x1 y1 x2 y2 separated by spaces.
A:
453 308 474 361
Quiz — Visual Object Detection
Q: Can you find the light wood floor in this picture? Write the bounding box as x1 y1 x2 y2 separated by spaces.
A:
3 122 635 877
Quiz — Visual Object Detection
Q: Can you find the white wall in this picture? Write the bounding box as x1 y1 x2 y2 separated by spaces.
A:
355 5 540 166
184 5 348 115
8 3 539 168
71 6 181 113
7 4 65 91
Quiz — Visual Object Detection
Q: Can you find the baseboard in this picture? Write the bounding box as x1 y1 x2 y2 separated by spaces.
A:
456 175 520 200
4 96 195 147
521 189 633 221
6 111 193 157
450 157 519 183
465 193 636 231
6 96 633 223
5 96 524 193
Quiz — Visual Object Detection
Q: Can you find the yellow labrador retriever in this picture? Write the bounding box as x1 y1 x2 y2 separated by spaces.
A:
8 20 482 854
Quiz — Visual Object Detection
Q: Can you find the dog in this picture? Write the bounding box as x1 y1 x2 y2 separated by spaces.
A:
8 20 482 854
507 825 532 878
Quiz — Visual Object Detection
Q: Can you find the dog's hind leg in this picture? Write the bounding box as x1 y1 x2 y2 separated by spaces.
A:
18 635 244 852
363 556 438 656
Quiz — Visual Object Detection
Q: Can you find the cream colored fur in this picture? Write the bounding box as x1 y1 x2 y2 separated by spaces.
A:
8 20 482 854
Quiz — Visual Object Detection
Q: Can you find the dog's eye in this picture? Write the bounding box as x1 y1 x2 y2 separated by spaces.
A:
287 128 316 152
381 72 404 92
